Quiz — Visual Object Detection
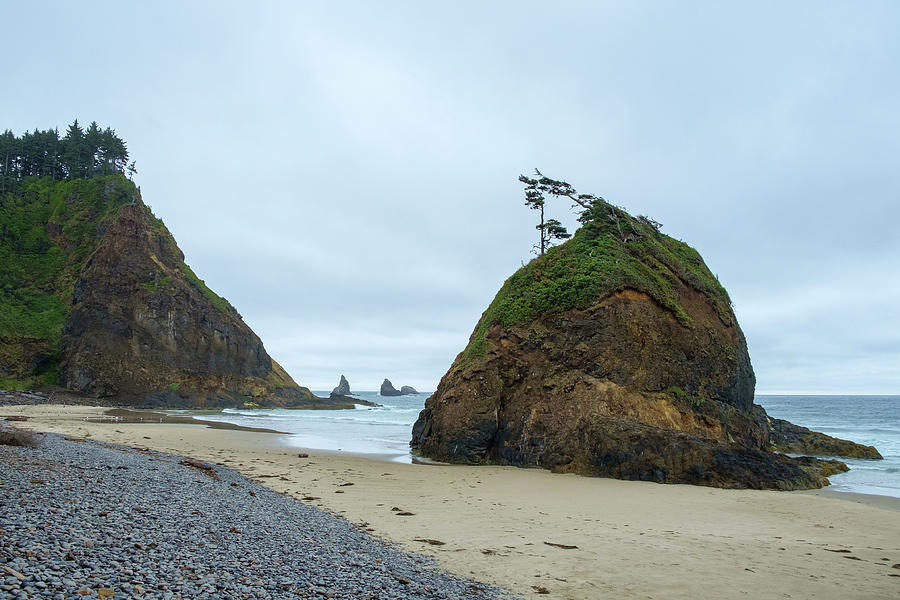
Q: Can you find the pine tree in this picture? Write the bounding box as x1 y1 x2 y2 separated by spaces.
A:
519 171 572 255
0 130 16 191
1 120 131 185
61 119 87 179
107 128 129 173
85 121 103 176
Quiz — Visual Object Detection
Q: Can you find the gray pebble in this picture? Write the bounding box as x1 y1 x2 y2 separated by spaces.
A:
0 430 519 599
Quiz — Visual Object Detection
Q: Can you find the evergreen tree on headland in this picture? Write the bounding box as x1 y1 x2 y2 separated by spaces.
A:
61 120 88 179
0 120 129 192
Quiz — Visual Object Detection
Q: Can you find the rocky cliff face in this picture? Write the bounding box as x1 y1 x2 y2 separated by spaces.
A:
60 199 319 408
1 174 320 408
411 202 878 490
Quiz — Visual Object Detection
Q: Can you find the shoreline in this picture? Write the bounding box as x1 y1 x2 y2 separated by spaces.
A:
803 488 900 512
91 407 290 434
55 404 900 505
4 403 900 599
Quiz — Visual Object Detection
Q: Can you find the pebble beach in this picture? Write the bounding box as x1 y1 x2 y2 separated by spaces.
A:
0 430 517 600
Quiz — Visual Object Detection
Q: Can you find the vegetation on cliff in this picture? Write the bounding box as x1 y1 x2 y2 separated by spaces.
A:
1 121 318 408
0 173 238 391
1 176 135 387
1 120 134 193
1 120 140 388
463 184 731 364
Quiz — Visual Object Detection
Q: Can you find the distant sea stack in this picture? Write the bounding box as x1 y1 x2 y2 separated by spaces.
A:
0 128 324 409
380 379 418 397
380 380 402 396
327 375 378 407
330 375 352 397
411 199 879 490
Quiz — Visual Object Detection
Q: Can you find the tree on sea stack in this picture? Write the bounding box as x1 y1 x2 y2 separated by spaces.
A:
520 169 651 244
520 170 572 255
412 169 880 489
520 169 619 255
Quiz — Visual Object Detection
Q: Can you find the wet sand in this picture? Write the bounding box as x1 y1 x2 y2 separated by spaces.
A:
4 404 900 599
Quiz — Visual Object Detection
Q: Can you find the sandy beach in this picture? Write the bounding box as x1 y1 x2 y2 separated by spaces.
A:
3 404 899 599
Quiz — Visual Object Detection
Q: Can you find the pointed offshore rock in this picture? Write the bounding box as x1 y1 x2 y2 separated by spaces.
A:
411 200 878 490
331 375 352 397
328 374 378 406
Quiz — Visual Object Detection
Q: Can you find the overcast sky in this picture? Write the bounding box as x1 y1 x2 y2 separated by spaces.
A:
4 1 898 394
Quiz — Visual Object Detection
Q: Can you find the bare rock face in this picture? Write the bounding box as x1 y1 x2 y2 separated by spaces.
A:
380 379 402 397
58 192 317 408
381 379 418 396
331 375 352 397
411 203 877 490
759 409 882 459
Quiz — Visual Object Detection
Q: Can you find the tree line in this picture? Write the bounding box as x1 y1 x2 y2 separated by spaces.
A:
0 120 135 193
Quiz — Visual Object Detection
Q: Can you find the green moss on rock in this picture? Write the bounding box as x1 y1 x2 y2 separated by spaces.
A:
1 174 313 408
461 204 731 364
179 262 234 315
413 198 880 489
0 175 139 387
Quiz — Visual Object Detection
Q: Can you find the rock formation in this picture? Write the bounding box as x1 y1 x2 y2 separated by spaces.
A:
380 379 418 396
326 375 377 407
380 379 402 396
331 375 352 397
411 201 879 490
0 173 330 409
759 409 882 459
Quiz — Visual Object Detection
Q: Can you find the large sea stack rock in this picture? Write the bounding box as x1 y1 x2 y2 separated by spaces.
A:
412 202 877 490
0 173 321 408
400 385 419 395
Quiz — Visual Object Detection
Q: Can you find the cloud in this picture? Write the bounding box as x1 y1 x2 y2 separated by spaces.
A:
3 1 898 393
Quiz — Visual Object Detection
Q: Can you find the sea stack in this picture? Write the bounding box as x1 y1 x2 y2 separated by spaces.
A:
330 375 352 397
380 379 402 396
380 379 419 396
411 200 877 489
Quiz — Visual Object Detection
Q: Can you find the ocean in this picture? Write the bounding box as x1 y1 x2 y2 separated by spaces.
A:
194 391 423 463
757 395 900 499
193 393 900 499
